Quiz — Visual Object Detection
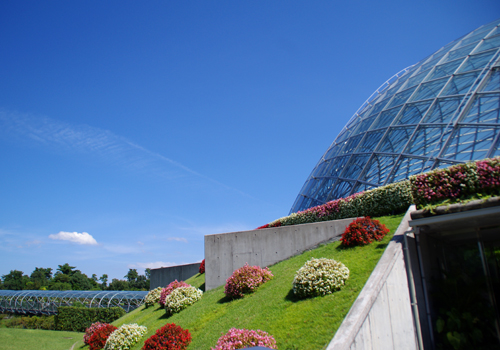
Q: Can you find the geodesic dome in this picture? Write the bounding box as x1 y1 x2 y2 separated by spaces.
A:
291 18 500 213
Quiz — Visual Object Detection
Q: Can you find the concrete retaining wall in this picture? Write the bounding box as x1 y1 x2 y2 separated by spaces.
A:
149 262 201 290
204 217 356 291
326 206 418 350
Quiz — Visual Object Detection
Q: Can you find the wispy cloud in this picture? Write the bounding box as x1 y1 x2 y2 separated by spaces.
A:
49 231 98 245
0 110 253 198
167 237 188 243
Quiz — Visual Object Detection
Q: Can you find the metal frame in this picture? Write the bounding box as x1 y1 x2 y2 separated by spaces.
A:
0 290 148 315
291 19 500 214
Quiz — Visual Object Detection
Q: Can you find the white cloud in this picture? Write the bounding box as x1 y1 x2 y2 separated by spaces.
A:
49 231 98 245
167 237 188 243
129 261 177 269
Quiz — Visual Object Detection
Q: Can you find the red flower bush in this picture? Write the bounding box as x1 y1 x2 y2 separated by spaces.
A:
199 259 205 274
142 323 192 350
88 324 118 350
224 264 273 299
341 217 389 247
84 322 107 345
159 280 191 307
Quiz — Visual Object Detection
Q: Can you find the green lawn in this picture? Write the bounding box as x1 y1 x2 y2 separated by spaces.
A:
72 214 403 350
0 328 83 350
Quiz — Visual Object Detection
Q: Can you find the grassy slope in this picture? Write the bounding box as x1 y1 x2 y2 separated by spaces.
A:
0 328 83 350
82 214 404 350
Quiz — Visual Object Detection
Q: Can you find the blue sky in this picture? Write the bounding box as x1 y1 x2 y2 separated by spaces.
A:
1 1 499 281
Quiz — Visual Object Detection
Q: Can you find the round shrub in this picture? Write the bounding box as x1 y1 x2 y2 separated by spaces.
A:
212 328 277 350
199 259 205 274
104 323 147 350
165 286 203 316
292 258 350 298
89 324 118 350
341 217 389 247
84 322 107 345
159 280 191 307
142 323 192 350
145 287 163 307
224 264 273 299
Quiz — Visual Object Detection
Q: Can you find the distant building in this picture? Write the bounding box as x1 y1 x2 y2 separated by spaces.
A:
291 18 500 213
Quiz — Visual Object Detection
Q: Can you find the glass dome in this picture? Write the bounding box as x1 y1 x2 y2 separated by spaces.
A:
291 18 500 214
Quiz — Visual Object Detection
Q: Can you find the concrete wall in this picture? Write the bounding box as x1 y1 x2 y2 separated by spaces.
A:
150 262 201 290
326 206 418 350
204 217 356 291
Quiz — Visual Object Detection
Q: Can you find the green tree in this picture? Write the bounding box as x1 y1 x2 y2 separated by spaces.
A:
107 279 129 291
99 274 108 289
125 269 139 283
56 263 76 276
145 268 151 280
70 271 92 290
30 267 53 290
2 270 30 290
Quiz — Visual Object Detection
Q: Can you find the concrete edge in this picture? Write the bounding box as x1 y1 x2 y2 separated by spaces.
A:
326 205 416 350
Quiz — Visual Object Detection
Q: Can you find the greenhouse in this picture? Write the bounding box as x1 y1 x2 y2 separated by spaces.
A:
291 18 500 213
0 290 148 315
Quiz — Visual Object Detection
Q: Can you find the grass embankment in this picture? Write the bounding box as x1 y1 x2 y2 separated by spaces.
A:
0 328 83 350
72 214 404 350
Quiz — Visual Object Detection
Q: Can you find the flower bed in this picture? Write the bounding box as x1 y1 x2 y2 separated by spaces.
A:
159 280 191 307
212 328 277 350
224 264 273 299
164 286 203 315
340 217 389 247
199 259 205 274
142 323 192 350
292 258 350 298
104 323 147 350
84 322 107 345
89 324 118 350
145 287 163 307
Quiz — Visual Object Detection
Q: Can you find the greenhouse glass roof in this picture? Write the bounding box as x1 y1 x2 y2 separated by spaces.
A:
0 290 148 315
291 18 500 213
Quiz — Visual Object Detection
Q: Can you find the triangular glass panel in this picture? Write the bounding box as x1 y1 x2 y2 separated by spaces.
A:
314 178 338 203
410 77 448 101
386 86 417 109
442 42 477 63
370 97 392 116
456 30 489 48
458 50 497 73
427 59 463 80
461 93 500 124
356 130 385 153
328 156 351 178
404 125 453 157
340 155 370 180
405 69 432 89
351 182 377 195
441 126 499 161
333 128 352 144
377 127 416 154
486 25 500 38
341 135 364 155
474 34 500 54
324 143 344 160
422 97 461 124
396 101 433 125
312 160 330 178
370 106 402 130
351 115 377 137
330 180 354 201
388 157 426 183
361 154 397 185
440 71 481 96
480 69 500 92
491 139 500 158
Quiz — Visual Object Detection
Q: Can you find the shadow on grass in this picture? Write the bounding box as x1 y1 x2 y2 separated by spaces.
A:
199 282 205 292
375 243 388 249
217 295 234 304
284 289 303 303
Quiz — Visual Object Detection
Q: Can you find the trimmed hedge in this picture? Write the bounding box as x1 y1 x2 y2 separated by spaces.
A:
258 157 500 228
56 306 126 332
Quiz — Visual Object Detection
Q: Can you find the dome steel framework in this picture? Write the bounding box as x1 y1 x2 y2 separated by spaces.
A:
0 290 148 315
291 18 500 213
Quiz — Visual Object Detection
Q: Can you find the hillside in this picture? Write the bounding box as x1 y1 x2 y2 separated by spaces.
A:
76 214 404 350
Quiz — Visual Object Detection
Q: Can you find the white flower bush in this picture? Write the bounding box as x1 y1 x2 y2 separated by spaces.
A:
104 323 147 350
292 258 350 298
165 286 203 315
144 286 163 307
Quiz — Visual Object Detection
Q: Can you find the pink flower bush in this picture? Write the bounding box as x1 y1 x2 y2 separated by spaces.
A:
212 328 277 350
159 280 191 307
84 322 107 345
224 264 273 299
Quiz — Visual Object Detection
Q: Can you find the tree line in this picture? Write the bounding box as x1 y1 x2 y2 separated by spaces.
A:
0 263 150 291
